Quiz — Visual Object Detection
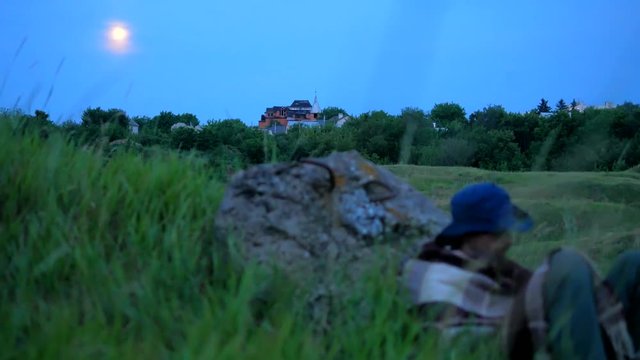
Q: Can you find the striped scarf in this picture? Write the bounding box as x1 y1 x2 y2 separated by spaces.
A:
401 242 531 336
402 244 638 359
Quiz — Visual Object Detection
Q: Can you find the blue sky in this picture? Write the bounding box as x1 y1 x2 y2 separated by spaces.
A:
1 0 639 125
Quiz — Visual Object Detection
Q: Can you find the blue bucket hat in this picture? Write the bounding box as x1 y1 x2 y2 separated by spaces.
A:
438 182 533 239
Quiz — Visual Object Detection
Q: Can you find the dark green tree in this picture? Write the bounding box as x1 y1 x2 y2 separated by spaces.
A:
469 105 508 130
556 99 569 112
398 107 428 164
80 107 130 142
344 110 402 163
610 103 640 140
178 113 199 126
537 98 552 114
34 110 50 122
433 138 476 166
430 103 466 129
320 107 348 120
153 111 181 133
170 127 197 150
81 107 128 128
570 99 579 111
471 128 524 170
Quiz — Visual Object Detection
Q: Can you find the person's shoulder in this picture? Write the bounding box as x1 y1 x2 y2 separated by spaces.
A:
496 258 533 293
417 241 466 268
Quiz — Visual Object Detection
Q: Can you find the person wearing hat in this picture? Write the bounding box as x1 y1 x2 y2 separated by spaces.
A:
402 182 640 359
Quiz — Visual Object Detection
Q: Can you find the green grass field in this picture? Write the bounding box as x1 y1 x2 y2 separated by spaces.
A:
387 165 640 269
2 121 639 359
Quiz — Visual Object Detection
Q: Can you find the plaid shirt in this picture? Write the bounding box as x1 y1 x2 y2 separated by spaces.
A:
402 242 531 335
402 243 637 359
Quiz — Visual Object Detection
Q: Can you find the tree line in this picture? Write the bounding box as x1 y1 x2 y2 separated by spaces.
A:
4 98 640 173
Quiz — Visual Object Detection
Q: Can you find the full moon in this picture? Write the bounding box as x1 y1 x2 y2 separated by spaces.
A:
106 22 132 54
110 25 129 42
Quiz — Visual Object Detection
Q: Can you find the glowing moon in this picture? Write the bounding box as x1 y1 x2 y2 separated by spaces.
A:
106 22 132 54
110 26 129 42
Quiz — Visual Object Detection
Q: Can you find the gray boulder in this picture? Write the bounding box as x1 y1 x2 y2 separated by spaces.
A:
214 150 448 282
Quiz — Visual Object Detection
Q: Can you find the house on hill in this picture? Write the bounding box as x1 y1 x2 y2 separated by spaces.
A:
170 122 203 132
259 95 323 133
595 101 616 110
331 113 351 128
129 119 139 135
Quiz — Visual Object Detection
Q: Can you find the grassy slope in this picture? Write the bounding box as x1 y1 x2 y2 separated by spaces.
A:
2 123 639 359
388 165 640 269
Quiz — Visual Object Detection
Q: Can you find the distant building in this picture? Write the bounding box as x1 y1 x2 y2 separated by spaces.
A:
129 120 139 135
595 101 616 110
536 101 616 118
265 123 288 135
171 122 190 131
332 113 351 127
259 94 322 132
170 122 202 132
288 118 330 129
565 101 615 114
431 122 448 131
571 101 588 112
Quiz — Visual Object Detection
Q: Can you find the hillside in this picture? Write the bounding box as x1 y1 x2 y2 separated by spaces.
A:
388 165 640 268
2 125 639 358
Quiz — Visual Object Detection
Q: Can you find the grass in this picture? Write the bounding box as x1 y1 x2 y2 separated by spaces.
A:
1 120 639 359
387 165 640 269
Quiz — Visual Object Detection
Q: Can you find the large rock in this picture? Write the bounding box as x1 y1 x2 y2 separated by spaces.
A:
214 151 448 283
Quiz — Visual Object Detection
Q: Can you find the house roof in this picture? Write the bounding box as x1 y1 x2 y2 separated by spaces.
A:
290 100 312 108
266 106 288 112
170 122 189 131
